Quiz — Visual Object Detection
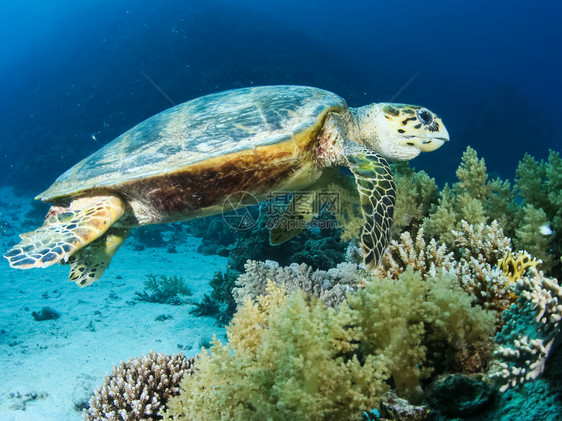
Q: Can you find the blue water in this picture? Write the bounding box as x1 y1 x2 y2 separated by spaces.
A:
1 1 562 419
1 0 560 192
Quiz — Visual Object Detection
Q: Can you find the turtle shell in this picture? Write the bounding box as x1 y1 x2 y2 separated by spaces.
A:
38 86 347 201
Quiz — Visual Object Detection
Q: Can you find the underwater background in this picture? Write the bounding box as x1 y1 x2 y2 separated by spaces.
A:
1 0 562 420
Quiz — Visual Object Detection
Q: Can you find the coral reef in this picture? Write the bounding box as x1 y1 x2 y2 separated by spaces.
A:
391 162 439 237
371 227 455 281
422 146 517 246
379 391 430 421
420 146 560 278
495 377 562 421
451 220 515 313
132 225 166 249
493 342 562 421
498 250 542 283
85 351 195 421
88 147 562 419
164 264 495 420
164 282 390 421
346 268 495 401
208 269 239 322
489 268 562 392
373 221 516 315
187 215 237 255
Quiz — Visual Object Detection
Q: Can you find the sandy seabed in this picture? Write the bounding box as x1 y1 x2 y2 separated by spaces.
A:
0 187 228 420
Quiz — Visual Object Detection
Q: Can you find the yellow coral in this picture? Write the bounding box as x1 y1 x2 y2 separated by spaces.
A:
164 282 389 421
498 250 542 283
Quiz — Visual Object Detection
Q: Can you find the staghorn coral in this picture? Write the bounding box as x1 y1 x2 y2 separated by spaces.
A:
371 227 455 281
85 351 195 421
489 268 562 392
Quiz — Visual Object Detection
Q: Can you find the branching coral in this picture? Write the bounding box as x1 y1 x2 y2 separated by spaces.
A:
489 269 562 392
422 146 518 246
85 351 195 421
418 146 560 279
233 259 363 308
451 220 515 313
371 228 455 281
373 220 516 315
498 250 542 283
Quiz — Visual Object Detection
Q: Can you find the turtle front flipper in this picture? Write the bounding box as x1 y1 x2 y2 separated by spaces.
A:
4 195 125 269
345 150 395 270
67 227 130 286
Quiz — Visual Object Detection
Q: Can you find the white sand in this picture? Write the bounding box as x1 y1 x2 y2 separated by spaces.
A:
0 187 228 420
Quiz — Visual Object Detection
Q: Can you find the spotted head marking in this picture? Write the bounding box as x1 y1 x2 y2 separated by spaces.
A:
354 102 449 161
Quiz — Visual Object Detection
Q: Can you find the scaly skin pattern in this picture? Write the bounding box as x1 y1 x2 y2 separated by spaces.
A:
4 196 124 269
344 150 396 269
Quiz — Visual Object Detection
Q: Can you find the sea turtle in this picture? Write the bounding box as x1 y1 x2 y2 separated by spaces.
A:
4 85 449 286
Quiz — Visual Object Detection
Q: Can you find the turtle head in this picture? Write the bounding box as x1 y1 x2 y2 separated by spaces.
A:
354 103 449 161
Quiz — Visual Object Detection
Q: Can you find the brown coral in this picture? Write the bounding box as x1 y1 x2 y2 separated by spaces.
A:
452 220 515 313
372 227 455 281
375 220 517 316
84 351 195 421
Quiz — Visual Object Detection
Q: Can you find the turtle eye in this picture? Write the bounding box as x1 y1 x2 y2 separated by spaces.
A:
417 109 433 126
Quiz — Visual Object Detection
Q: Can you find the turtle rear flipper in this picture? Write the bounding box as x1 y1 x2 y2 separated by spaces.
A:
67 227 130 286
4 196 125 269
345 149 395 270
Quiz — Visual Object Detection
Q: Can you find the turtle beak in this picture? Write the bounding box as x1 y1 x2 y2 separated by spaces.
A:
418 124 449 152
419 137 448 152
